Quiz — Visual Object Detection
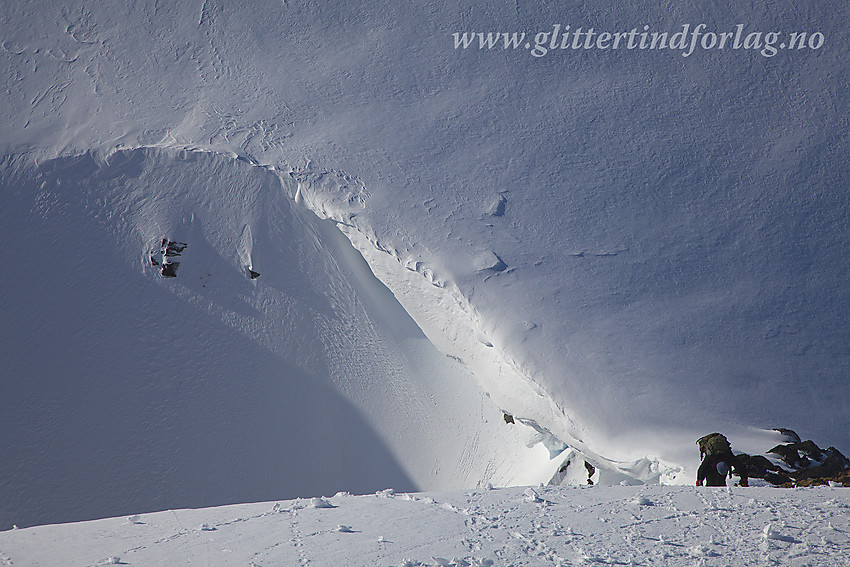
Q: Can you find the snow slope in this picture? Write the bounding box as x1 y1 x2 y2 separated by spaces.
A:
0 148 551 529
1 0 849 529
2 485 850 566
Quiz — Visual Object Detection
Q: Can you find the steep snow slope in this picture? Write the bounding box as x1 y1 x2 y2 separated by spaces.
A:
0 149 550 529
1 0 849 527
2 485 850 566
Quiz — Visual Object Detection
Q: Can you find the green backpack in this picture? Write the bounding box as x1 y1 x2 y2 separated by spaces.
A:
697 433 731 458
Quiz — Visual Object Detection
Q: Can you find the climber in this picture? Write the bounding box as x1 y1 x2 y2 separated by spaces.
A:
696 433 749 487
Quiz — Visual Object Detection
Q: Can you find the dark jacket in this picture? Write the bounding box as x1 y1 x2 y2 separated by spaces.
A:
697 452 748 486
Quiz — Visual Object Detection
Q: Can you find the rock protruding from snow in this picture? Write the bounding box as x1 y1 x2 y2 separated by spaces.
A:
149 238 188 278
735 429 850 487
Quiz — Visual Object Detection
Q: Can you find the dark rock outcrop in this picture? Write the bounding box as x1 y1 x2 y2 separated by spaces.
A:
736 429 850 487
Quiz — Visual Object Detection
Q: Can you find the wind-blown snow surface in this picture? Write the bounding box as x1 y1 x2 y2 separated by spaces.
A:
2 485 850 566
1 0 849 528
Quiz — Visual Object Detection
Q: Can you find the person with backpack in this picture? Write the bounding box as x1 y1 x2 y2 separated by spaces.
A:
696 433 749 487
